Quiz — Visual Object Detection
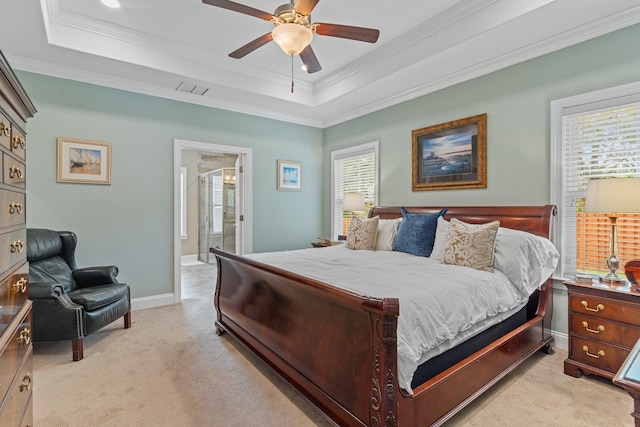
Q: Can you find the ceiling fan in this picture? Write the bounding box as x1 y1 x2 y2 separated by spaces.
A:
202 0 380 74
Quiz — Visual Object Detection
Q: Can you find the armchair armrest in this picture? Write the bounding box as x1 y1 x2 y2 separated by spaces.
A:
29 281 64 299
72 266 119 288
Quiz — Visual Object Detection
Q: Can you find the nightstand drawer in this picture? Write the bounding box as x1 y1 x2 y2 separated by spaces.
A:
570 336 629 373
569 294 640 323
570 313 640 348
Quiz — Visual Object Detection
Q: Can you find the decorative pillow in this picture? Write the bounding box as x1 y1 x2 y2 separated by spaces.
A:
392 208 448 257
345 216 379 250
429 216 449 261
442 218 500 272
375 218 402 251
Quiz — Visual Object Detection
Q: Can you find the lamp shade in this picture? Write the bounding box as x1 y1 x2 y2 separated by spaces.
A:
343 193 365 212
271 23 313 56
584 177 640 213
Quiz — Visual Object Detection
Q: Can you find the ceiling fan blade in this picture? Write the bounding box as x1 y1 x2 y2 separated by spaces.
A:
229 33 273 59
314 23 380 43
202 0 273 21
299 45 322 73
293 0 320 16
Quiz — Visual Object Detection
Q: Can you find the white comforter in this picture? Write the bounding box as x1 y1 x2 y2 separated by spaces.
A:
249 245 530 394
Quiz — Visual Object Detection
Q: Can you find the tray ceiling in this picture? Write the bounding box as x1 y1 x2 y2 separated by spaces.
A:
2 0 640 127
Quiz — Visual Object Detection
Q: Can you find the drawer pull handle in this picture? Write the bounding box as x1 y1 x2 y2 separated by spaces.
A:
16 327 31 345
9 165 23 179
582 345 605 359
582 321 605 334
581 301 604 312
0 120 9 136
8 202 23 214
12 135 25 150
19 373 32 392
10 240 24 253
12 277 27 294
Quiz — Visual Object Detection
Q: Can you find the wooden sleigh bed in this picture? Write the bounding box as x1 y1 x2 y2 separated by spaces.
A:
211 205 556 426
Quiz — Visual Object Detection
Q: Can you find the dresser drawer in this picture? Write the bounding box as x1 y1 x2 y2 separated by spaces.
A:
0 229 26 275
570 313 640 349
0 189 25 229
10 131 25 161
0 305 31 405
0 263 28 337
2 154 25 189
569 293 640 324
0 113 10 152
0 346 32 427
570 335 629 373
19 394 32 427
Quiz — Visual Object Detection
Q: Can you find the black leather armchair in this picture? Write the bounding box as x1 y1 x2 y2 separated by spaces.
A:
27 228 131 360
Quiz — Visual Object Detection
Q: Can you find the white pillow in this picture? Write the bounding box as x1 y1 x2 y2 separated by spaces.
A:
493 227 560 295
376 218 402 251
430 216 449 261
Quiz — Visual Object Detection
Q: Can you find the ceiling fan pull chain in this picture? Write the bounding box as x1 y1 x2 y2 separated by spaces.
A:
291 55 294 93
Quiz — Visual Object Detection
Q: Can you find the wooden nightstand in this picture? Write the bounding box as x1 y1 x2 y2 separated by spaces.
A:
564 280 640 381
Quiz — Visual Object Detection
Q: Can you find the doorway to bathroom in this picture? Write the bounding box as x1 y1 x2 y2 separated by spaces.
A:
173 139 253 302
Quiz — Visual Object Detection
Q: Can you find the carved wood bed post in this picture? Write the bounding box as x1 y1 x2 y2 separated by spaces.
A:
367 297 400 427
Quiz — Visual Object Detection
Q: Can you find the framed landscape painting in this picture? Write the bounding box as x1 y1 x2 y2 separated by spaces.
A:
411 114 487 191
57 138 112 184
277 160 301 191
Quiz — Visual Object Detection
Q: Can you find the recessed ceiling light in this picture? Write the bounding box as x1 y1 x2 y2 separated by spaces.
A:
101 0 121 8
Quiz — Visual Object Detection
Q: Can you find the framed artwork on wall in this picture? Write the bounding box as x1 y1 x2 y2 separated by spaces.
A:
277 160 301 191
411 113 487 191
57 137 112 184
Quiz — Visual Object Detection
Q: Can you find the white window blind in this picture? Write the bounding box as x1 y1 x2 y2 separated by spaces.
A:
556 91 640 278
331 142 378 239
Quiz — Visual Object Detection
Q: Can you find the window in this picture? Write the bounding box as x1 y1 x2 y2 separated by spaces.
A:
551 82 640 279
331 141 379 240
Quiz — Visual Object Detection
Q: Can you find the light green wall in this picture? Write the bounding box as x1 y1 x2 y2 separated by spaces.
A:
322 24 640 335
20 73 323 299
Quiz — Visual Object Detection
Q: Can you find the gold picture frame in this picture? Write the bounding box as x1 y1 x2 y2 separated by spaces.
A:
57 137 112 184
412 113 487 191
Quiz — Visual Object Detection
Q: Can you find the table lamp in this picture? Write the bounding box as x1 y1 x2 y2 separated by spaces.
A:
584 177 640 284
343 192 365 218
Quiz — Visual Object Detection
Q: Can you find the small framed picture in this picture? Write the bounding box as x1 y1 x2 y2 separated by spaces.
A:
277 160 301 191
57 137 112 184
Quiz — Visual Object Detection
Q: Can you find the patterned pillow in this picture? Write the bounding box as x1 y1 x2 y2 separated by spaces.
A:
442 218 500 272
392 208 448 257
346 216 379 250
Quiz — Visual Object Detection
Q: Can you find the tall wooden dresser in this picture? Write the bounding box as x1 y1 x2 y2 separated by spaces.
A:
0 51 37 426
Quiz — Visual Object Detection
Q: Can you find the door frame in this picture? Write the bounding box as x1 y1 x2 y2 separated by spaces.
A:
173 139 253 303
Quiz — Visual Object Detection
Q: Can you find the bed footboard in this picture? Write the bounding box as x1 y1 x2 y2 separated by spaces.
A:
213 249 400 426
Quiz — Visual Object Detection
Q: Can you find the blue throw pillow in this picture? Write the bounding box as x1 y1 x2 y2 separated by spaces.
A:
392 207 448 257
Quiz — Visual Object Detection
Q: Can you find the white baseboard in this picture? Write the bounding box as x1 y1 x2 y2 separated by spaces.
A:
131 293 175 311
551 330 568 352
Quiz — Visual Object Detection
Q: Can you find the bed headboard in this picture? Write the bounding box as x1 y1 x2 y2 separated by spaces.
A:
368 205 556 239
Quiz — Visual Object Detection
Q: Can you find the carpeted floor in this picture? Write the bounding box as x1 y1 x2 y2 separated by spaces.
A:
32 264 633 426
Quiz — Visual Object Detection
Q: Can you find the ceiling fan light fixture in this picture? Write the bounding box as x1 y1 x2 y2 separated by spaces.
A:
272 23 313 56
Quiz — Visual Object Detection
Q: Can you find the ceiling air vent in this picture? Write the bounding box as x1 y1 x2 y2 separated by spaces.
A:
176 81 209 96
